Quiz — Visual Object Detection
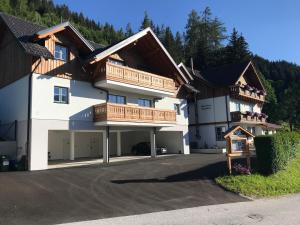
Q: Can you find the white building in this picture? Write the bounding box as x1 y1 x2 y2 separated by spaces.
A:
0 13 192 170
184 61 280 151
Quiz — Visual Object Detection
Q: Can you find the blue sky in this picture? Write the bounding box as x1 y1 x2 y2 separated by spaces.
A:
53 0 300 65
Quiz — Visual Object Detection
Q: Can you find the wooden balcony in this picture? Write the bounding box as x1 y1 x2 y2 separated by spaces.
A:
93 103 177 124
94 62 176 96
231 111 267 123
230 85 266 103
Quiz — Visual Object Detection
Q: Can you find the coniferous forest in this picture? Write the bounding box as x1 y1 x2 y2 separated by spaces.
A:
0 0 299 130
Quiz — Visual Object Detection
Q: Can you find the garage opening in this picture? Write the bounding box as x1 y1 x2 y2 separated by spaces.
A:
47 129 182 169
157 131 184 154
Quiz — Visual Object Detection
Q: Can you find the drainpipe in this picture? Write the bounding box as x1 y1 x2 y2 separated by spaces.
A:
26 72 33 171
225 95 230 128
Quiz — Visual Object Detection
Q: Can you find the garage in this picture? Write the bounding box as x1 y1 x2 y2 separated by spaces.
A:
47 128 186 169
48 130 103 161
157 131 184 154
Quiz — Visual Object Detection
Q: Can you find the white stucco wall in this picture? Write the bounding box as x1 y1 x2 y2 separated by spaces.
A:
31 73 107 121
189 123 228 149
196 96 229 124
0 75 29 159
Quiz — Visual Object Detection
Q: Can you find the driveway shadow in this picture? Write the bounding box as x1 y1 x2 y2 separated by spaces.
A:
111 157 255 184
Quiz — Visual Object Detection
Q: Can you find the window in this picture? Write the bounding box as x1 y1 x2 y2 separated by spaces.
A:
230 101 240 112
245 104 254 112
108 94 126 104
138 98 152 107
54 44 68 61
54 86 69 104
215 126 226 141
174 104 181 115
108 58 125 66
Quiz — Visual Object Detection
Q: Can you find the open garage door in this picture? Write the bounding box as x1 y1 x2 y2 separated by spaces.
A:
48 131 103 161
157 131 184 154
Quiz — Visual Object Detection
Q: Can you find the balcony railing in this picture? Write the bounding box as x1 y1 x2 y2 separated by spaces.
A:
97 62 176 93
230 85 266 103
231 111 267 123
94 103 177 124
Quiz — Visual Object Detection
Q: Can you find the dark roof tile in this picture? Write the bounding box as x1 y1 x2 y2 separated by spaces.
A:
201 62 250 86
0 13 53 59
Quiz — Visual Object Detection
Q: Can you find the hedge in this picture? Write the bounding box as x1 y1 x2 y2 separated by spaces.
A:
254 132 300 175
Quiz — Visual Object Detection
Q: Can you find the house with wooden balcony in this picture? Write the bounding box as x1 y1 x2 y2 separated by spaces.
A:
0 13 192 171
185 61 280 151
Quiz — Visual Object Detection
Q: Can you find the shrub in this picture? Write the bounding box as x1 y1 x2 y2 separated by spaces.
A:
254 132 300 175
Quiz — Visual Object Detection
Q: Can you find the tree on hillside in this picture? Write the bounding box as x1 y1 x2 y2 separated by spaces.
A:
281 83 300 130
225 28 251 64
0 0 10 12
184 8 226 69
125 23 134 37
140 11 155 30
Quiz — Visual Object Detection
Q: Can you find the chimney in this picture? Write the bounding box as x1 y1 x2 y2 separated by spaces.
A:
190 58 195 75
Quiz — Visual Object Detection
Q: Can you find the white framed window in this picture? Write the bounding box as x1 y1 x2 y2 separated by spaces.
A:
108 94 126 104
138 98 152 107
54 44 68 61
174 103 181 115
54 86 69 104
215 126 226 141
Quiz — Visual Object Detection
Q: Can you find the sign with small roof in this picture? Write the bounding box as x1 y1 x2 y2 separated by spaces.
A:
224 125 255 174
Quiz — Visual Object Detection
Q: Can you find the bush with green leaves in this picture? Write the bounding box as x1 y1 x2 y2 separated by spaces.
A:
254 132 300 175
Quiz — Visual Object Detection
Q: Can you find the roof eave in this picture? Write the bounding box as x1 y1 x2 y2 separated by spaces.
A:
35 21 95 52
87 27 189 84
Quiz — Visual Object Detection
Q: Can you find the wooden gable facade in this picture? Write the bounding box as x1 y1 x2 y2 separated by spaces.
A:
32 32 88 81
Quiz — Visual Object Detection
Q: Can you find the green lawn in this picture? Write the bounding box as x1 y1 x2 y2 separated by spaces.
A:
216 148 300 198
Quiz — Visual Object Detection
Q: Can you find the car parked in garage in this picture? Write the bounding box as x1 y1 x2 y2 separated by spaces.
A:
131 142 167 155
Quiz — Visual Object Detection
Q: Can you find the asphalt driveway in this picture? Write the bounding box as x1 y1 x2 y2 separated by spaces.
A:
0 154 247 225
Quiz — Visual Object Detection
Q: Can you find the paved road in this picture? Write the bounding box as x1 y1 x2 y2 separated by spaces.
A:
64 194 300 225
0 154 246 225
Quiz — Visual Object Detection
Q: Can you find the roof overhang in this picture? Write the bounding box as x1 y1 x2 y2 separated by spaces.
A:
224 125 255 139
34 21 94 52
178 62 194 81
87 27 189 84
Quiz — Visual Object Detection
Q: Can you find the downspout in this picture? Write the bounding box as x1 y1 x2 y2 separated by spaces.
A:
26 72 32 171
26 57 42 171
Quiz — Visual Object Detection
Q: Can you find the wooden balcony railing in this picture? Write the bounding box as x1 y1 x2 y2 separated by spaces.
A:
231 111 267 123
230 85 266 103
93 103 177 124
97 62 176 93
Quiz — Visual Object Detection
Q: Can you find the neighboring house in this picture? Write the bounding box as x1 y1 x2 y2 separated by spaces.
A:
0 13 192 171
184 61 280 150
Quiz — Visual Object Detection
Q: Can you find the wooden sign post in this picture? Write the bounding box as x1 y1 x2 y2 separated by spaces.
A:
224 126 255 175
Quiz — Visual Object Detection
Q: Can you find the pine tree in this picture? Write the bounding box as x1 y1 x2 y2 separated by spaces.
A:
125 23 133 37
184 8 226 69
225 28 251 64
140 11 155 30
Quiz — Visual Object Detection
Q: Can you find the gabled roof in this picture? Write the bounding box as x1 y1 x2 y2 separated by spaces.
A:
178 63 193 81
0 12 52 59
202 61 251 86
34 21 94 52
224 125 255 139
189 61 265 92
87 27 189 84
0 13 95 59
